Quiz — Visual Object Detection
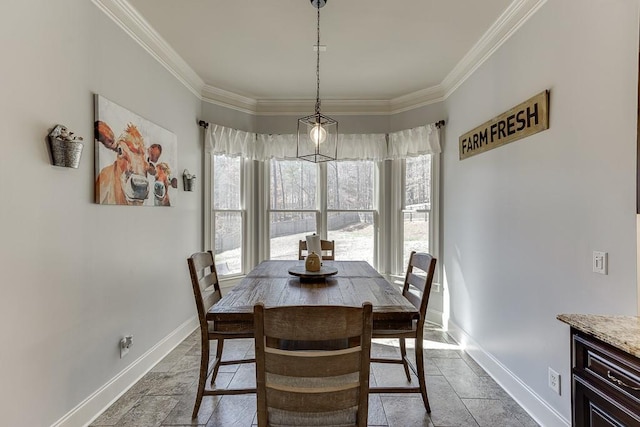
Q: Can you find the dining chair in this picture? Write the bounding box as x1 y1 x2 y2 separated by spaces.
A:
298 239 335 260
370 251 437 412
254 302 373 427
187 251 255 418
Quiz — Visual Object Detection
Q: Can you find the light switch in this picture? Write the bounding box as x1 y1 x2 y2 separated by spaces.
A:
593 251 608 275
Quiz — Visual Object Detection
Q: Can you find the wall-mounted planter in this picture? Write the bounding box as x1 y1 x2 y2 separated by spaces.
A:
48 124 84 168
183 169 196 191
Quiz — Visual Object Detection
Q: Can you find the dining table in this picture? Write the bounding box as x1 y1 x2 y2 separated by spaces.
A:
207 260 419 333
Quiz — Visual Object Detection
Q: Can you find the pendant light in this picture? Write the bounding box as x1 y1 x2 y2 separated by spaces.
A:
297 0 338 163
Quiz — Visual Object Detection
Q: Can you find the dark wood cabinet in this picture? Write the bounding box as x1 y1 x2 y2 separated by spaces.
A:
571 329 640 426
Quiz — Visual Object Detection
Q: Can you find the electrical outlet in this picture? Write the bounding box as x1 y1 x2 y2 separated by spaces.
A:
120 335 133 359
548 367 561 395
593 251 608 275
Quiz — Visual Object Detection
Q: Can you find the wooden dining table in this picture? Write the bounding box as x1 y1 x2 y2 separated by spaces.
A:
207 260 419 332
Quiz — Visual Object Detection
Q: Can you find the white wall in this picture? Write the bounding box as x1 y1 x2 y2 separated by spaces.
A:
442 1 639 423
5 0 637 425
0 1 202 425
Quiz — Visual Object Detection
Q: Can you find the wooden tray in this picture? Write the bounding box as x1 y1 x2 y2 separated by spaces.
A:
288 265 338 280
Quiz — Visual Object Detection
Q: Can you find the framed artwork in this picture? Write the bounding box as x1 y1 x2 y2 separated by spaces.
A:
94 95 178 206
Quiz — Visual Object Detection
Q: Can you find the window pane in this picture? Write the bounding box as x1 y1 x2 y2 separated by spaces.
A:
403 211 429 268
327 161 374 210
405 155 431 208
213 155 241 210
403 154 431 269
214 212 242 275
270 212 316 260
270 160 317 210
328 212 374 265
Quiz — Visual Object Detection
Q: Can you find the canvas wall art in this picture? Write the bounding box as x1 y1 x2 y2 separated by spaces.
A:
94 95 178 206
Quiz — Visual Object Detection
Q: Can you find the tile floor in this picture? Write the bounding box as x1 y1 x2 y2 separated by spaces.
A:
91 327 539 427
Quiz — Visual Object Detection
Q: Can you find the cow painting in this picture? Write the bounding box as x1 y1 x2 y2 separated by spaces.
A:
95 121 157 205
94 95 178 207
153 162 178 206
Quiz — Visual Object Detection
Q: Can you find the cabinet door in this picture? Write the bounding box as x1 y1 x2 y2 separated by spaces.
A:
574 376 639 427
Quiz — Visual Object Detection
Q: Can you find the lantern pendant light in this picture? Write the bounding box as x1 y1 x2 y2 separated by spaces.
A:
297 0 338 163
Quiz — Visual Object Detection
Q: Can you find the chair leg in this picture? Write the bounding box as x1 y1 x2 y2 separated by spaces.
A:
415 338 431 413
192 340 209 418
210 339 224 385
399 338 412 382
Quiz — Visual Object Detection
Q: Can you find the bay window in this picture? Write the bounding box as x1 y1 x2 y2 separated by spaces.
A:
327 161 376 265
211 155 243 275
205 123 440 280
268 159 318 260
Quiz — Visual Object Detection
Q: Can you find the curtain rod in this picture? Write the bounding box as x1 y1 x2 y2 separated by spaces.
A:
199 119 444 130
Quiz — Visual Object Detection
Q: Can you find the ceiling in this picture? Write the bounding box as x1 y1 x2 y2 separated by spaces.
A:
107 0 542 113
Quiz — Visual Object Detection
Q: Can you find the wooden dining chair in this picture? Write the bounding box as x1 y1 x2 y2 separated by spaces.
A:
298 239 335 260
254 302 373 427
370 251 437 412
187 251 255 418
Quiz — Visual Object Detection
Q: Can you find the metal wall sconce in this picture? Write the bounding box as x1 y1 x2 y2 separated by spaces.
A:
183 169 196 191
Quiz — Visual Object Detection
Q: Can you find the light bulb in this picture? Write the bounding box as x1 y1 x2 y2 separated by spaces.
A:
309 123 327 145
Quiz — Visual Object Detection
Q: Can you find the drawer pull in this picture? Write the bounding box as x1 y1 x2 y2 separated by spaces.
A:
607 370 640 391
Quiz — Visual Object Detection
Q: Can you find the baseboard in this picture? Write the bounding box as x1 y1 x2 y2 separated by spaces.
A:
446 321 570 427
51 316 199 427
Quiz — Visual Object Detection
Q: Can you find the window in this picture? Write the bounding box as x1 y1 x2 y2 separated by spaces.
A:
207 124 440 279
269 159 317 260
402 155 432 268
327 161 376 265
212 155 243 275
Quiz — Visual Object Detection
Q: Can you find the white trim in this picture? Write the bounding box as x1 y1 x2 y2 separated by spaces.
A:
51 316 199 427
202 85 257 115
389 85 446 115
446 320 570 427
91 0 204 99
254 99 393 116
442 0 547 98
425 307 445 326
93 0 546 115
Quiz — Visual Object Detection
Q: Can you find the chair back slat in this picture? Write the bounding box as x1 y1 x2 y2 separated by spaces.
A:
406 272 427 293
263 305 363 341
410 251 434 273
401 252 437 323
187 251 222 325
266 386 359 412
255 303 372 427
404 291 422 311
298 239 336 260
265 346 361 377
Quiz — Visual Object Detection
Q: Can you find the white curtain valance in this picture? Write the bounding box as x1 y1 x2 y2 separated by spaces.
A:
337 134 387 160
387 123 441 158
257 133 298 160
206 124 258 158
205 122 441 161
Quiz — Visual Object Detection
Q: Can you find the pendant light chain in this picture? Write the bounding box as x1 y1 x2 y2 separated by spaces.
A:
297 0 337 163
315 2 321 116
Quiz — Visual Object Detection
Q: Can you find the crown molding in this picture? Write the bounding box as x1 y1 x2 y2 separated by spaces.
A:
253 99 393 116
201 85 258 115
91 0 204 99
441 0 547 98
94 0 546 115
390 85 446 114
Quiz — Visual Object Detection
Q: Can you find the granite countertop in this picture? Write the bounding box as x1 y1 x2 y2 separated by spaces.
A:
557 314 640 359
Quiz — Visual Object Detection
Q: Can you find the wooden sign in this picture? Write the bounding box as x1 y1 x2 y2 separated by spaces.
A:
459 90 549 160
